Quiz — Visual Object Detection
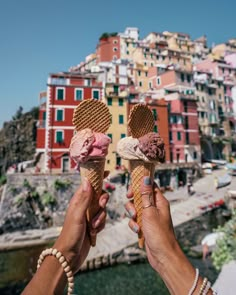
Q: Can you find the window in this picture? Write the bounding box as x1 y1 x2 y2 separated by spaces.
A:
119 115 124 124
114 85 119 94
93 90 100 99
126 51 129 55
75 89 83 101
202 96 205 103
118 98 123 106
157 76 161 85
186 74 191 83
84 79 91 86
56 109 64 121
169 131 172 141
139 81 142 87
113 47 117 52
145 72 148 77
107 133 113 143
138 70 141 76
180 73 185 82
56 88 64 100
43 111 46 120
113 40 117 44
107 97 112 106
152 109 157 120
154 125 158 132
121 133 126 138
184 101 188 112
56 130 63 143
193 151 197 160
149 82 152 89
177 132 181 141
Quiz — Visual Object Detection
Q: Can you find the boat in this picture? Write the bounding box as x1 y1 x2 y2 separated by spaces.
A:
215 173 232 189
210 159 227 166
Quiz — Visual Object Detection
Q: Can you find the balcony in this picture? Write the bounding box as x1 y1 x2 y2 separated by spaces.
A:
179 93 197 101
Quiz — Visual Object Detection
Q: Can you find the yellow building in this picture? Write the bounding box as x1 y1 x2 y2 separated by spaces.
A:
104 84 129 171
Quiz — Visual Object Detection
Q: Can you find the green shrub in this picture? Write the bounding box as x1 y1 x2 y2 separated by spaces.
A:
23 179 31 190
41 191 57 207
212 210 236 270
54 178 71 191
14 195 24 206
0 175 7 186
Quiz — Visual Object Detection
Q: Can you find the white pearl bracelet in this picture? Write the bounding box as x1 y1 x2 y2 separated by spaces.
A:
188 268 199 295
37 248 74 295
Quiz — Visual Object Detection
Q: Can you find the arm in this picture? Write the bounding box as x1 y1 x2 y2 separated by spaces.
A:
22 177 109 295
125 176 214 295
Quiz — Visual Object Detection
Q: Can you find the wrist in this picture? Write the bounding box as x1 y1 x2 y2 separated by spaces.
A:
156 243 196 295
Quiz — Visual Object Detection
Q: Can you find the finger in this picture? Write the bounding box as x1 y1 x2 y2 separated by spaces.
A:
104 170 110 179
92 209 106 229
125 201 137 218
94 222 106 234
153 184 170 209
70 178 93 220
126 185 133 199
141 176 155 208
128 219 140 234
99 192 109 208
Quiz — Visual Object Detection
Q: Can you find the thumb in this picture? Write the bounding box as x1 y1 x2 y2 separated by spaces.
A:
71 177 93 218
141 176 158 218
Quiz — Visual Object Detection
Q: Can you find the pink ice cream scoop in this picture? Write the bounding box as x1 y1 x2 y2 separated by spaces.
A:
138 132 165 163
69 128 111 163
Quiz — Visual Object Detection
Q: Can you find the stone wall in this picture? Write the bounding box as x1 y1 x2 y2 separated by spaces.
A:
0 173 81 233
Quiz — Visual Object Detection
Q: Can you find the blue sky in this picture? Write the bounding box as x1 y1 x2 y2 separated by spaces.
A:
0 0 235 127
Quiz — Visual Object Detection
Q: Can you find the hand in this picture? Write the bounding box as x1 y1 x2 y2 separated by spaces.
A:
54 175 109 274
125 176 181 272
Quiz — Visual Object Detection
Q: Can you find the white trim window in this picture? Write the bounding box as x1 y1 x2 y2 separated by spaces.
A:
56 87 65 100
113 47 118 52
74 88 84 101
55 130 64 143
56 109 64 121
92 89 100 100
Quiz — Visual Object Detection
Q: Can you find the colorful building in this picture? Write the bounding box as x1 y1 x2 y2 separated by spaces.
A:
36 72 103 173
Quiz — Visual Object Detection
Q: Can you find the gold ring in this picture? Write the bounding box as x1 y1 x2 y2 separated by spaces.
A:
143 204 153 209
141 191 152 196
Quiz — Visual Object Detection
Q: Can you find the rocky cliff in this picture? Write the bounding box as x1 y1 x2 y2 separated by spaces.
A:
0 106 39 176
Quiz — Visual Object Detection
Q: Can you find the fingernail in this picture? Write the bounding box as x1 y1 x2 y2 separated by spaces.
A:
101 198 107 208
127 209 135 218
133 225 139 233
93 219 100 229
82 178 89 192
143 176 151 186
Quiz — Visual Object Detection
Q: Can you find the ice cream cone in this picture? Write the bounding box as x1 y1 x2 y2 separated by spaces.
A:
128 104 155 248
80 158 106 246
129 160 155 248
71 99 111 246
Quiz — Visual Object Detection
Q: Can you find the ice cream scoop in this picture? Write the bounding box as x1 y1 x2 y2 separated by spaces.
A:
138 132 165 163
69 128 111 164
117 137 150 162
117 133 165 163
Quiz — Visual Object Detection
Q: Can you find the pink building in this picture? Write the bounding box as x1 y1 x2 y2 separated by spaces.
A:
149 68 200 163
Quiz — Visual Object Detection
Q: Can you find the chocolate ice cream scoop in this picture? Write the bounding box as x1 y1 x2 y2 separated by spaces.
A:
138 132 165 163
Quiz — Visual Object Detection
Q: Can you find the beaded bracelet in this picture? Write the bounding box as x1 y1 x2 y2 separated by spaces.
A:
37 248 74 295
202 280 211 295
198 277 208 295
188 268 199 295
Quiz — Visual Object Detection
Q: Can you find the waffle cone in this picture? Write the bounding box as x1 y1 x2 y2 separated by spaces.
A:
80 158 106 246
130 160 155 248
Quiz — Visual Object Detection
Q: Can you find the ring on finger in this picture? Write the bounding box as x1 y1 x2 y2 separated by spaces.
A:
143 203 153 209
